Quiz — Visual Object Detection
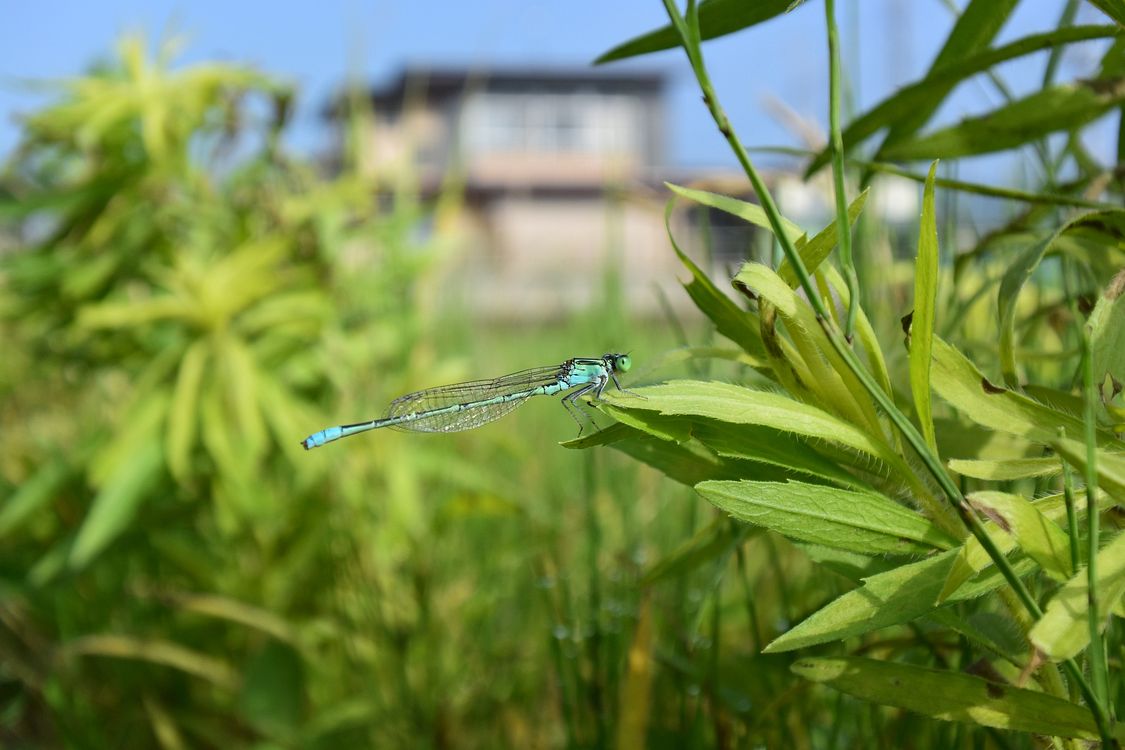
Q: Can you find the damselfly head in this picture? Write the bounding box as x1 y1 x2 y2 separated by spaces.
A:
605 353 631 372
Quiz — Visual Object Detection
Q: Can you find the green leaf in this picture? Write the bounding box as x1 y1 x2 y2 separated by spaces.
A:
0 458 71 538
764 550 1036 652
1053 438 1125 503
61 634 238 690
666 182 804 245
776 189 870 289
1089 268 1125 403
566 422 744 486
910 161 940 453
965 491 1073 581
805 25 1118 174
240 641 305 737
876 0 1019 154
70 439 163 570
595 0 804 64
641 517 747 586
1030 531 1125 661
664 201 765 359
698 480 957 554
792 656 1108 741
930 336 1125 449
166 339 209 481
881 79 1125 161
1088 0 1125 27
939 490 1109 602
947 456 1061 481
600 382 906 478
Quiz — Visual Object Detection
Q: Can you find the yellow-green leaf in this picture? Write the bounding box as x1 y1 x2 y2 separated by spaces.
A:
910 161 940 453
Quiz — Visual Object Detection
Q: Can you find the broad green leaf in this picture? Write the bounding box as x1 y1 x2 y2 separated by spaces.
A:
881 79 1125 161
595 0 804 64
776 189 870 289
600 382 906 479
641 517 746 586
1089 268 1125 403
805 25 1118 174
930 335 1125 449
664 201 765 358
697 480 957 554
166 339 208 481
948 456 1061 481
666 182 804 246
1053 438 1125 502
764 550 1037 652
1031 530 1125 661
910 161 940 453
240 641 305 736
70 440 163 570
0 458 70 538
792 656 1109 741
61 634 238 690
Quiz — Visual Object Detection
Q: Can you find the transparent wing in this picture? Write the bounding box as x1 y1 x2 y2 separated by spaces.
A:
384 364 565 433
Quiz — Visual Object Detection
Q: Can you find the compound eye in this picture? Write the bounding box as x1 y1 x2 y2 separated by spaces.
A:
616 355 632 372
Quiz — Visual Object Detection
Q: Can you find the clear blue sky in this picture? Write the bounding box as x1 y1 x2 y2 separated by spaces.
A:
0 1 1109 173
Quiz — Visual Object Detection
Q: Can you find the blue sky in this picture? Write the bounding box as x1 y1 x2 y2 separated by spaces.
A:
0 1 1111 173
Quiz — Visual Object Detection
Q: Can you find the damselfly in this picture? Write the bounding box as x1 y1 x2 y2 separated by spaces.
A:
301 353 633 449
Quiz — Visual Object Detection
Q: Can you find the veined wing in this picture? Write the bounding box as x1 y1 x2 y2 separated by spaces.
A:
385 364 566 433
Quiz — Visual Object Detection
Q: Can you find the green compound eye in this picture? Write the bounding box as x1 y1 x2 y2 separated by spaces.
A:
615 354 632 372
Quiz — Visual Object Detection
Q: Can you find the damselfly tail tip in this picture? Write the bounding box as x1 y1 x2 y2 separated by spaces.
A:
300 438 313 450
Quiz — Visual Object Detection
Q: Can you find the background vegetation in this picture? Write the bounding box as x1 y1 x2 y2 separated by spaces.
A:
3 1 1125 748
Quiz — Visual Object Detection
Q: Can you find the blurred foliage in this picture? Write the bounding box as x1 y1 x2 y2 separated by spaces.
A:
5 2 1125 749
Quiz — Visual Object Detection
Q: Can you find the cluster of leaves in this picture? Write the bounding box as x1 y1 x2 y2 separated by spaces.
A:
580 0 1125 746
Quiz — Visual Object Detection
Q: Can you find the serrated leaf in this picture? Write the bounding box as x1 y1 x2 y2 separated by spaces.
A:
764 550 1037 652
1031 531 1125 661
910 161 940 453
599 382 907 479
595 0 805 64
70 440 163 570
792 656 1109 741
697 480 956 555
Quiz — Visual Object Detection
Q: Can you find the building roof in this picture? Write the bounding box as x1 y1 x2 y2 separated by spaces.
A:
326 65 667 116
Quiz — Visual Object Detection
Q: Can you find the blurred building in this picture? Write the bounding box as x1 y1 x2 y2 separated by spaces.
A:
327 66 756 317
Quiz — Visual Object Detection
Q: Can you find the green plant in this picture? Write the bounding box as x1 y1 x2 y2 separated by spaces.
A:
583 1 1125 746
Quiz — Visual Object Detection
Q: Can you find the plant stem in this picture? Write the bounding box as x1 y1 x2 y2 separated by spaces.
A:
659 0 1115 741
824 0 860 340
1080 307 1109 706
